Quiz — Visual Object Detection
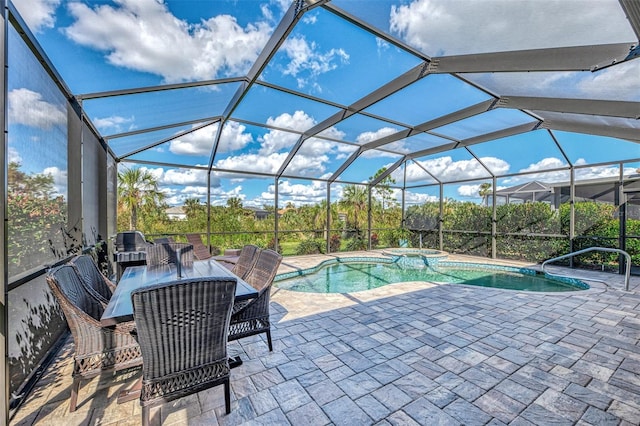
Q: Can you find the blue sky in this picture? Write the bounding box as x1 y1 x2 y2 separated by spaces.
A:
10 0 640 207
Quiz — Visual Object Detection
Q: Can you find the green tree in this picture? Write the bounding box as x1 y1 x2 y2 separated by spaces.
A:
117 167 165 230
339 184 368 232
478 183 492 206
370 167 396 212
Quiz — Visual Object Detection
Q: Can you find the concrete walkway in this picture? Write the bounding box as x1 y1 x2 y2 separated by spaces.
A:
11 252 640 425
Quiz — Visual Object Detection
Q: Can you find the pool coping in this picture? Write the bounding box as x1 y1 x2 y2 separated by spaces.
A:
274 252 590 292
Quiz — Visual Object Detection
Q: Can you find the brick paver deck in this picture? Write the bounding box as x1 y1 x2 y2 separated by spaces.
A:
11 252 640 425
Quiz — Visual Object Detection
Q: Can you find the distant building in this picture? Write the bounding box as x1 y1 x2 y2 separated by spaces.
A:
166 206 187 220
244 206 272 220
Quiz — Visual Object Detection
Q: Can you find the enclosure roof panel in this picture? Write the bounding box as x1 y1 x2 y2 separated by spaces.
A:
10 0 640 205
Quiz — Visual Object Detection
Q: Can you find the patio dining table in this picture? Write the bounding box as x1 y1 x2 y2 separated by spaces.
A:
100 258 258 404
101 258 258 326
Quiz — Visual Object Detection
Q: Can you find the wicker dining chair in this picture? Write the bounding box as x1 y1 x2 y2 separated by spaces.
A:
229 248 282 351
145 242 194 266
185 233 213 260
230 245 260 279
46 265 142 412
132 277 237 424
69 254 116 305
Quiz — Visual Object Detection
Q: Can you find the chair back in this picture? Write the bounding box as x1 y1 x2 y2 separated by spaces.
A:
243 248 282 293
231 245 260 279
185 233 212 260
47 264 104 326
115 231 149 252
132 278 237 405
146 243 193 266
70 255 115 305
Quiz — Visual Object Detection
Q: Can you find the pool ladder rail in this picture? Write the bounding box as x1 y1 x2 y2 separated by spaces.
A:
541 247 631 291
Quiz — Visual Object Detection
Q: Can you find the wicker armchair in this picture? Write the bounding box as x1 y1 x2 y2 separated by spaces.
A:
145 242 193 266
69 254 116 305
230 245 260 279
132 278 237 424
185 233 213 260
229 248 282 351
46 265 142 412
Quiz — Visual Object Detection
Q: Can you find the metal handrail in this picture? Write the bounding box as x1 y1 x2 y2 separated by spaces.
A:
541 247 631 291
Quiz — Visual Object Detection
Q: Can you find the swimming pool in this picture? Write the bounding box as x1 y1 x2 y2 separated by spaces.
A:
275 257 589 293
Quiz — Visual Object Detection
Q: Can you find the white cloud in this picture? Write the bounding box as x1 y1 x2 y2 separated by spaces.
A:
404 191 438 204
93 115 136 134
268 179 327 205
578 60 640 101
161 168 209 185
14 0 61 33
458 183 507 199
281 36 349 88
8 147 22 164
64 0 272 82
215 152 288 175
170 121 253 156
8 89 66 129
518 157 568 173
356 127 398 145
41 166 67 197
413 156 509 181
389 0 634 56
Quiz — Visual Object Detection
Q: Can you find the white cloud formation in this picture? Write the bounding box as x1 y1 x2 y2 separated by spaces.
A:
14 0 61 33
281 36 349 89
8 147 22 164
404 191 438 204
64 0 272 82
356 127 398 145
457 183 507 199
92 115 136 134
8 89 66 129
389 0 634 56
170 121 253 156
413 156 509 182
41 166 67 197
518 157 568 173
267 179 327 206
578 60 640 100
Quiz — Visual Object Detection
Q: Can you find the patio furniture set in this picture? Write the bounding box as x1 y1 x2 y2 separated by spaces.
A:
45 233 282 425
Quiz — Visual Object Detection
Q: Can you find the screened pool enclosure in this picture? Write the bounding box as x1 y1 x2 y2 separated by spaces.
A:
2 0 640 421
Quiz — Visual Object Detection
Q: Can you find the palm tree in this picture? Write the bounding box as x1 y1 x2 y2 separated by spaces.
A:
340 184 368 232
118 167 164 230
478 183 492 207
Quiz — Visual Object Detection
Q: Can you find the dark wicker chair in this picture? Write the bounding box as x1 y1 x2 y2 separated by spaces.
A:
230 245 260 279
229 248 282 351
145 242 193 266
185 233 212 260
46 265 142 412
132 278 237 424
69 254 116 305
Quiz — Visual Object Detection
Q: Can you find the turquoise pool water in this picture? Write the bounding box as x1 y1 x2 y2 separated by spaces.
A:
276 259 588 293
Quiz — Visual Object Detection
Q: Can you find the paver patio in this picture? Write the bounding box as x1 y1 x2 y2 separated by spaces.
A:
11 252 640 425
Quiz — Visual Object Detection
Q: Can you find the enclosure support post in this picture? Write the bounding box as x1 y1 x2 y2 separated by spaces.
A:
326 183 331 253
367 186 372 251
569 167 575 268
206 171 211 252
1 2 9 423
439 183 444 252
492 176 497 259
274 178 279 253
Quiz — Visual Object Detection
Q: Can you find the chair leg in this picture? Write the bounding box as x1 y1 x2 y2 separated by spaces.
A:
69 377 80 412
224 380 231 414
266 329 273 352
